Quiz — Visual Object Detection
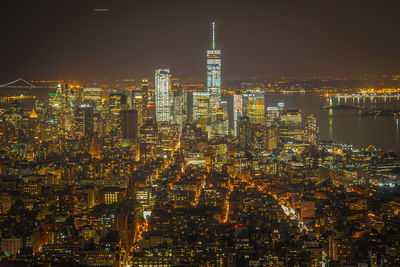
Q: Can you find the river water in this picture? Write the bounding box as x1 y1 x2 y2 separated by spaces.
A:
265 94 400 152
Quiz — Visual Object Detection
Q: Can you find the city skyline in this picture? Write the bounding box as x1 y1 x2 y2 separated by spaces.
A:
1 2 400 266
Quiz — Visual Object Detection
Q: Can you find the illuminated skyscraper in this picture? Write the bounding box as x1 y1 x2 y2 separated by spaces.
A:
207 22 222 123
28 108 39 140
140 120 158 160
192 92 209 131
233 93 242 136
82 86 103 112
142 78 149 109
238 116 252 149
242 91 253 117
75 104 94 138
216 100 229 135
155 68 173 123
109 93 127 137
242 91 265 125
267 125 279 150
266 106 280 123
247 91 265 125
304 114 319 144
109 93 127 116
58 83 75 136
132 91 143 126
279 109 303 142
173 94 186 125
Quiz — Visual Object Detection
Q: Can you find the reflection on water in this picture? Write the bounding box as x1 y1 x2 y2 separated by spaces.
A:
397 119 399 145
328 109 333 140
265 94 400 152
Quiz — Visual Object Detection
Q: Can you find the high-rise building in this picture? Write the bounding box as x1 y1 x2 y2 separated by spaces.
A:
142 78 149 108
238 116 252 149
75 104 94 138
158 124 179 157
82 87 104 137
58 83 75 136
109 93 127 116
173 95 185 125
172 86 187 125
140 121 158 160
242 91 253 117
132 91 144 126
266 106 280 123
253 124 266 150
247 91 265 125
121 109 139 141
109 93 127 137
192 92 209 131
242 91 265 125
304 114 319 144
82 86 103 112
144 102 156 122
267 125 279 150
233 93 242 136
277 102 285 113
48 91 61 117
207 22 222 124
28 108 39 140
155 69 173 123
279 109 303 142
217 100 229 135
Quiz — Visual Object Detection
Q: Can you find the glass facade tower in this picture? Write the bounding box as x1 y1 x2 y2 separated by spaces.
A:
207 22 222 123
155 68 172 123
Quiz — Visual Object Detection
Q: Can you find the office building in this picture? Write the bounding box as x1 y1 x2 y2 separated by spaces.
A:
233 93 242 136
279 109 303 142
75 104 94 137
140 120 158 160
82 86 103 112
121 109 139 141
155 68 173 123
304 114 318 144
207 22 222 123
193 92 210 131
247 91 265 125
142 78 149 108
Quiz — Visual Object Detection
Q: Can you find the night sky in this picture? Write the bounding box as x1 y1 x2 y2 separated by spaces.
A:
1 0 400 82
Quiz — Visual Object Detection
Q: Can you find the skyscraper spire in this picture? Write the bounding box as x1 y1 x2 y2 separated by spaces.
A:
212 22 216 50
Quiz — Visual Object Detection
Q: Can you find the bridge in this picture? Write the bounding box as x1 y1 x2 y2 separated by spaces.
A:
0 78 37 88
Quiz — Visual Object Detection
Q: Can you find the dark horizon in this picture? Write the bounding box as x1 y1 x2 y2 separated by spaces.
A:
1 0 400 82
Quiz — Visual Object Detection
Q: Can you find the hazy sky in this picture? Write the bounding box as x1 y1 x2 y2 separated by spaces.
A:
1 0 400 82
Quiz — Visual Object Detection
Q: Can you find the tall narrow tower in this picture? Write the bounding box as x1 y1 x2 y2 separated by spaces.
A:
155 68 172 123
207 22 222 124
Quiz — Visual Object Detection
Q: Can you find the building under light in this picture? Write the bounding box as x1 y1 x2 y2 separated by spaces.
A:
207 22 222 125
193 92 209 131
304 114 319 144
233 93 242 136
75 104 94 138
58 83 76 136
82 86 103 112
247 91 265 125
279 109 303 142
141 78 149 108
155 68 173 123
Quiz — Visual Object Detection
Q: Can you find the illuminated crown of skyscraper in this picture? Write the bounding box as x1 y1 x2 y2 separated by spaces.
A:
211 21 216 50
